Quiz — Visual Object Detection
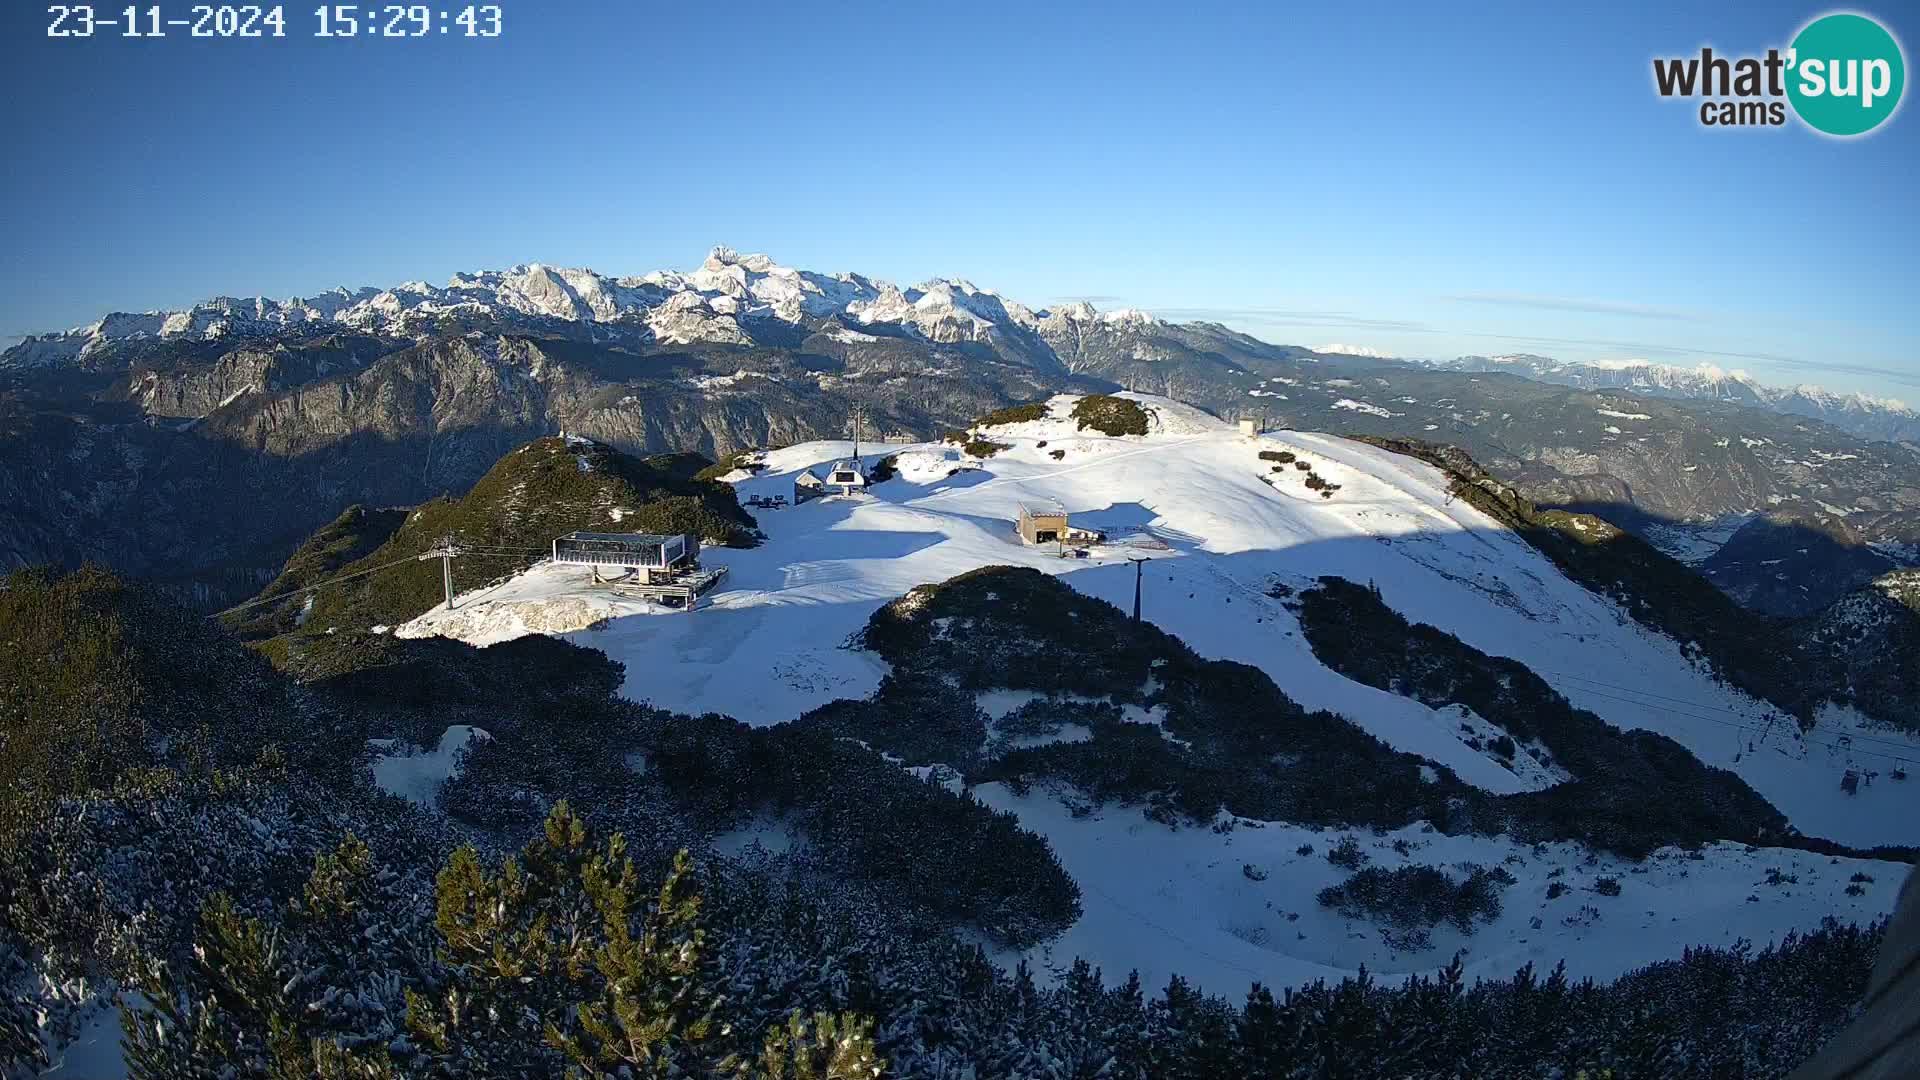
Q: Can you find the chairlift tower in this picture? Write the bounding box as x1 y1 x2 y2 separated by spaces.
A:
418 535 461 610
1128 555 1150 622
849 403 870 462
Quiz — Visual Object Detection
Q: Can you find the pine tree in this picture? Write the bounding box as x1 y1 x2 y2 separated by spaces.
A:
1315 965 1384 1078
544 844 727 1078
1237 982 1302 1076
1379 953 1470 1077
745 1011 885 1080
123 889 401 1080
1145 975 1236 1080
407 803 639 1074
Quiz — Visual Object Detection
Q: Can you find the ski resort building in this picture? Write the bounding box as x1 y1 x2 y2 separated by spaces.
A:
794 460 867 502
825 459 868 495
551 532 697 583
549 531 725 611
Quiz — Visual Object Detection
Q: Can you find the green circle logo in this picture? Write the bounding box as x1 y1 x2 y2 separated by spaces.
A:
1787 13 1906 136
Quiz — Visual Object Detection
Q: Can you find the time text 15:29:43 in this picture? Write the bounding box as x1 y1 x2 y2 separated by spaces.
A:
47 5 504 38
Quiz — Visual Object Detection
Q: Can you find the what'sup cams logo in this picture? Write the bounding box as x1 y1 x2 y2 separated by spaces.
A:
1653 11 1905 135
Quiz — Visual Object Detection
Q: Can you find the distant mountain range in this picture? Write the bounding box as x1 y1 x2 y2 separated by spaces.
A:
4 248 1918 615
1427 354 1920 446
11 251 1914 447
2 246 1159 372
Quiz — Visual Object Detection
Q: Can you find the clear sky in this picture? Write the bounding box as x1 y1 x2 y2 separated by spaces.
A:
2 1 1915 398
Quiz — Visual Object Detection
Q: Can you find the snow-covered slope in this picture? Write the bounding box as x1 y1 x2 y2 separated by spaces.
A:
987 800 1897 998
397 392 1916 994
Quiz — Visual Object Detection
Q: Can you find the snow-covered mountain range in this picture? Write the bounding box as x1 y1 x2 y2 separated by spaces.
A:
13 248 1914 448
1432 355 1920 445
1 246 1160 368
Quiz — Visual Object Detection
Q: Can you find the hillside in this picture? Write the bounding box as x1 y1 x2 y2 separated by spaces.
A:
1348 436 1920 737
385 392 1917 995
1794 569 1920 735
236 435 756 662
0 566 300 796
1700 510 1898 616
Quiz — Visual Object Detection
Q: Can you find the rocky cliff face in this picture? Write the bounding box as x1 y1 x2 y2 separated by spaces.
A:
0 330 1062 608
107 333 394 421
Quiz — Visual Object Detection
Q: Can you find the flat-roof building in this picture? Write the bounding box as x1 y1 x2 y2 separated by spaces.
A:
1017 502 1071 545
551 532 697 584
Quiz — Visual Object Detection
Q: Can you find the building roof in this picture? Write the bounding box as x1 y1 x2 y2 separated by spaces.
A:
1018 500 1068 518
557 531 681 545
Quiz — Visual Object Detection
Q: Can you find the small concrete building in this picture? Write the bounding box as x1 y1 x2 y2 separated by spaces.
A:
1018 502 1071 545
1238 417 1260 437
794 468 825 504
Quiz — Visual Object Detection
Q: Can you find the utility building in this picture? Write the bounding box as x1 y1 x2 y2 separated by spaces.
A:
1017 501 1106 547
794 468 825 504
1018 502 1070 545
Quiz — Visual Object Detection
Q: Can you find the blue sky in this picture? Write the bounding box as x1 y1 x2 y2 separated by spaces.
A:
2 1 1915 398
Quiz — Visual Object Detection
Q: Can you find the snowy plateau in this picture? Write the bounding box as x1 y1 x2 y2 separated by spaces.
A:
391 393 1917 998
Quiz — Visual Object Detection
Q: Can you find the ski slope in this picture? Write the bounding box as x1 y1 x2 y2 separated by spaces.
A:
977 795 1902 996
399 393 1917 994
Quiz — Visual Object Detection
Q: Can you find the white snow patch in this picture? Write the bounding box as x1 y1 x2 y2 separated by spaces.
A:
983 789 1906 998
371 725 490 807
1331 398 1394 418
1316 343 1397 359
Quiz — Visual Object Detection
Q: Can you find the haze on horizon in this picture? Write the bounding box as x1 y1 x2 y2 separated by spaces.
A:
1 0 1914 399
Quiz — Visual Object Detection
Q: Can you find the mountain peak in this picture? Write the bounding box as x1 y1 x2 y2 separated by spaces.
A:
703 245 779 273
